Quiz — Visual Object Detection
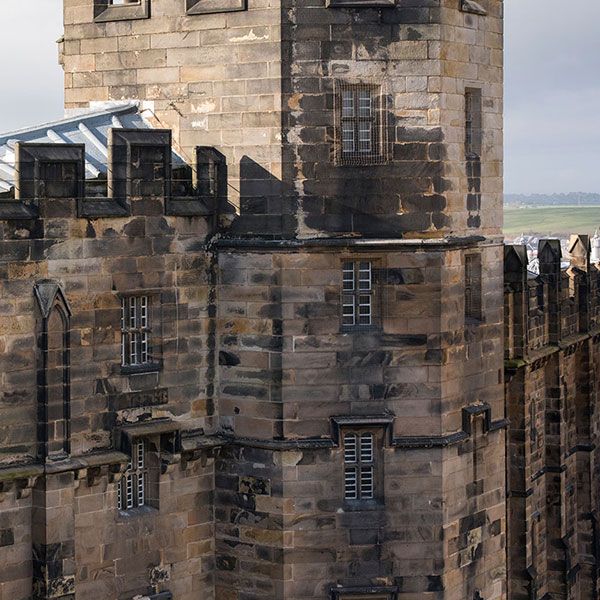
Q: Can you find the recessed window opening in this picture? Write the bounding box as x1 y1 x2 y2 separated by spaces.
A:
465 88 483 159
343 261 372 327
335 82 387 165
465 254 483 322
118 439 147 510
344 432 375 500
121 295 151 367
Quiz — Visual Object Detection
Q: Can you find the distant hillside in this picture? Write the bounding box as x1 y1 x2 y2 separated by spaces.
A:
505 193 600 207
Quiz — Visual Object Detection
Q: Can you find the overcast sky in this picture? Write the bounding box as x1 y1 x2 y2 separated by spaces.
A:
0 0 598 194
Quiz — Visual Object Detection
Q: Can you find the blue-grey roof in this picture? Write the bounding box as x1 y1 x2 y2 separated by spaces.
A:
0 102 182 193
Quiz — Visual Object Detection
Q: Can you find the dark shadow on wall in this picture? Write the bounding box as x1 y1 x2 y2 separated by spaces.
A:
226 156 298 239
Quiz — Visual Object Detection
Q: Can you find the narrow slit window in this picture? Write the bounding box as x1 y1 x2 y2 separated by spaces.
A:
465 254 482 322
465 88 483 159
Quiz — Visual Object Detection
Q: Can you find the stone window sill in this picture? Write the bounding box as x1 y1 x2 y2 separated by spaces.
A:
120 362 162 376
117 504 158 519
327 0 395 7
460 0 487 15
186 0 246 15
94 0 150 22
343 499 384 512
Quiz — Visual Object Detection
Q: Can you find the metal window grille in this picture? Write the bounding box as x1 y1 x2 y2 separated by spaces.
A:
118 440 147 510
343 432 375 500
342 261 372 327
465 88 482 158
335 82 387 165
121 295 151 366
465 254 482 321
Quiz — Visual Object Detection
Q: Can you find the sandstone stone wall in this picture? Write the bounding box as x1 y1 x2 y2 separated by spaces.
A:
0 148 216 599
214 240 505 600
62 0 284 221
0 0 516 598
282 0 503 239
505 238 600 600
62 0 503 240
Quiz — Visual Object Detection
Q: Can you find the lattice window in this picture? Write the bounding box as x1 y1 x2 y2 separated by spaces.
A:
335 82 387 165
344 432 375 500
465 88 482 159
118 440 147 510
343 261 372 327
121 295 151 367
465 254 482 322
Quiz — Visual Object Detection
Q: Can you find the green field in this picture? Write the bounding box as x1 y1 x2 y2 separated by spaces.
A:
503 206 600 237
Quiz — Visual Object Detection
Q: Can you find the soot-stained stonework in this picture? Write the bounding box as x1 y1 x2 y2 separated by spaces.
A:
8 0 595 599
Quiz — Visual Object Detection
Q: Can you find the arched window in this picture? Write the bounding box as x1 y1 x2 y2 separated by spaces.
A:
35 282 71 461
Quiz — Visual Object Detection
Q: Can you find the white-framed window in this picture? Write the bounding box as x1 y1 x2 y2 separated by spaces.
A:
121 295 151 367
344 432 375 500
335 82 387 165
118 439 147 510
342 261 372 327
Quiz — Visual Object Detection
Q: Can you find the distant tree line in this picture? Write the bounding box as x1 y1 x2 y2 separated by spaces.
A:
505 193 600 207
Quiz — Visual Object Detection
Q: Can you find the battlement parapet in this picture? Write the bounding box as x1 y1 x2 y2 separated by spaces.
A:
0 129 224 221
505 234 600 361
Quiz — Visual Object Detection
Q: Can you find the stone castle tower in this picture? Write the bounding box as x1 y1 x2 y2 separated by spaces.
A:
0 0 505 599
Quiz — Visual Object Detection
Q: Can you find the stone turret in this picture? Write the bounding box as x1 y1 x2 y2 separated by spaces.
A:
0 1 506 599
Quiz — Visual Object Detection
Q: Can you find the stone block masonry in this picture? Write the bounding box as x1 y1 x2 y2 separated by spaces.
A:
505 237 600 600
10 0 595 599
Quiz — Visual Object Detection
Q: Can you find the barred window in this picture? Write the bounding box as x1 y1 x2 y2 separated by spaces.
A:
465 88 482 159
343 261 372 327
344 432 375 500
118 439 147 510
465 254 482 322
121 295 151 367
335 83 387 165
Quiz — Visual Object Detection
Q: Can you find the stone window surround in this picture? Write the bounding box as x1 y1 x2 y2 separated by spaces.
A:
341 426 384 507
334 81 388 166
331 586 398 600
340 256 383 331
332 416 392 510
94 0 150 22
116 435 161 515
117 438 149 510
186 0 246 15
465 252 483 324
118 290 163 375
465 87 483 160
113 420 182 516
